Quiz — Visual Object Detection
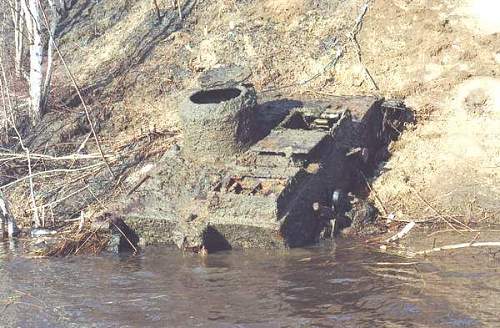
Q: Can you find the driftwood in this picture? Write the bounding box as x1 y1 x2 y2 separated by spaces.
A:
412 241 500 256
0 190 19 238
385 221 415 243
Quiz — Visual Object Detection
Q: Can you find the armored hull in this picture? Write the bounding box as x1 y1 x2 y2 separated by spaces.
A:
123 83 408 252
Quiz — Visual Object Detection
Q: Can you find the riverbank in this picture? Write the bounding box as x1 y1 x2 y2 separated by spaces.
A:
1 0 499 256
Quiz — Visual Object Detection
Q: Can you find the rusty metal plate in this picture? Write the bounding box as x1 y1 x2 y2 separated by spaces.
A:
321 96 381 121
250 129 328 156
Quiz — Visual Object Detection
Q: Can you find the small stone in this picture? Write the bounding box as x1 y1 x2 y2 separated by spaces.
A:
95 213 140 253
197 65 252 89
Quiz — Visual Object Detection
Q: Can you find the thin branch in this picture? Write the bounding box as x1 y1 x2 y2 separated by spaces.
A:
39 185 89 209
261 1 371 93
385 221 416 243
409 186 473 232
111 220 138 253
0 151 113 161
0 162 104 190
36 0 115 179
0 59 40 227
349 34 379 90
360 170 387 216
176 0 183 20
412 241 500 256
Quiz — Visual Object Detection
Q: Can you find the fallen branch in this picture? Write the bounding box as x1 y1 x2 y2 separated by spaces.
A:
0 163 104 190
0 152 113 162
428 229 500 236
412 241 500 256
409 186 472 232
0 61 41 227
385 221 416 243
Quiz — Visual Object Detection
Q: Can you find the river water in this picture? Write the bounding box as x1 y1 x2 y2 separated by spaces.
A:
0 239 498 327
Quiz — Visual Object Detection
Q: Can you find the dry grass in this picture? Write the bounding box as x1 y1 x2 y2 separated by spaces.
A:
65 0 155 84
41 229 111 257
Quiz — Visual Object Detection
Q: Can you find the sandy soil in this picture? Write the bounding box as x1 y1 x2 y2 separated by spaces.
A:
351 0 500 251
456 0 500 35
360 0 500 225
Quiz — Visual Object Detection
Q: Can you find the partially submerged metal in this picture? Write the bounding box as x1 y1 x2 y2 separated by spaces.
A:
123 70 409 252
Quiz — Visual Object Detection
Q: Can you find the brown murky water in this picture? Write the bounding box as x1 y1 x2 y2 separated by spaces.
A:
1 239 499 327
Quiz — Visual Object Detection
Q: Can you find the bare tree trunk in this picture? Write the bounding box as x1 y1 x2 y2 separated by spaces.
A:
15 2 25 78
20 0 43 123
20 0 62 123
0 60 8 145
26 0 44 123
8 0 25 78
42 0 58 110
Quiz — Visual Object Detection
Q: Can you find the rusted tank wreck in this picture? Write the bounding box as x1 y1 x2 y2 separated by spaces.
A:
122 75 409 253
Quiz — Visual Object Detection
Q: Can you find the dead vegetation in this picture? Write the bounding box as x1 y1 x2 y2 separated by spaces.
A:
34 229 111 257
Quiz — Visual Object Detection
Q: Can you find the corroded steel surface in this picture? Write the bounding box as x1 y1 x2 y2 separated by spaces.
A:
123 90 409 252
250 129 329 156
321 96 381 121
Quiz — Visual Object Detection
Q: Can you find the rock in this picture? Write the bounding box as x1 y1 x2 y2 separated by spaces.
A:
94 213 140 253
197 65 252 89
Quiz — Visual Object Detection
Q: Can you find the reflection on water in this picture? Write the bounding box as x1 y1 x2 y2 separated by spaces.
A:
0 239 498 327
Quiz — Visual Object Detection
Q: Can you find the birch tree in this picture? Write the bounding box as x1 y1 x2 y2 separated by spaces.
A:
42 0 58 110
7 0 25 78
20 0 63 123
21 0 44 123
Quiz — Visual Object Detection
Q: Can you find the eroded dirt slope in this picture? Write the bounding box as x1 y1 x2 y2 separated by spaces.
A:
358 0 500 224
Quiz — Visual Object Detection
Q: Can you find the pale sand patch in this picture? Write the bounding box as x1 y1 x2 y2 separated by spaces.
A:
372 77 500 220
457 0 500 34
